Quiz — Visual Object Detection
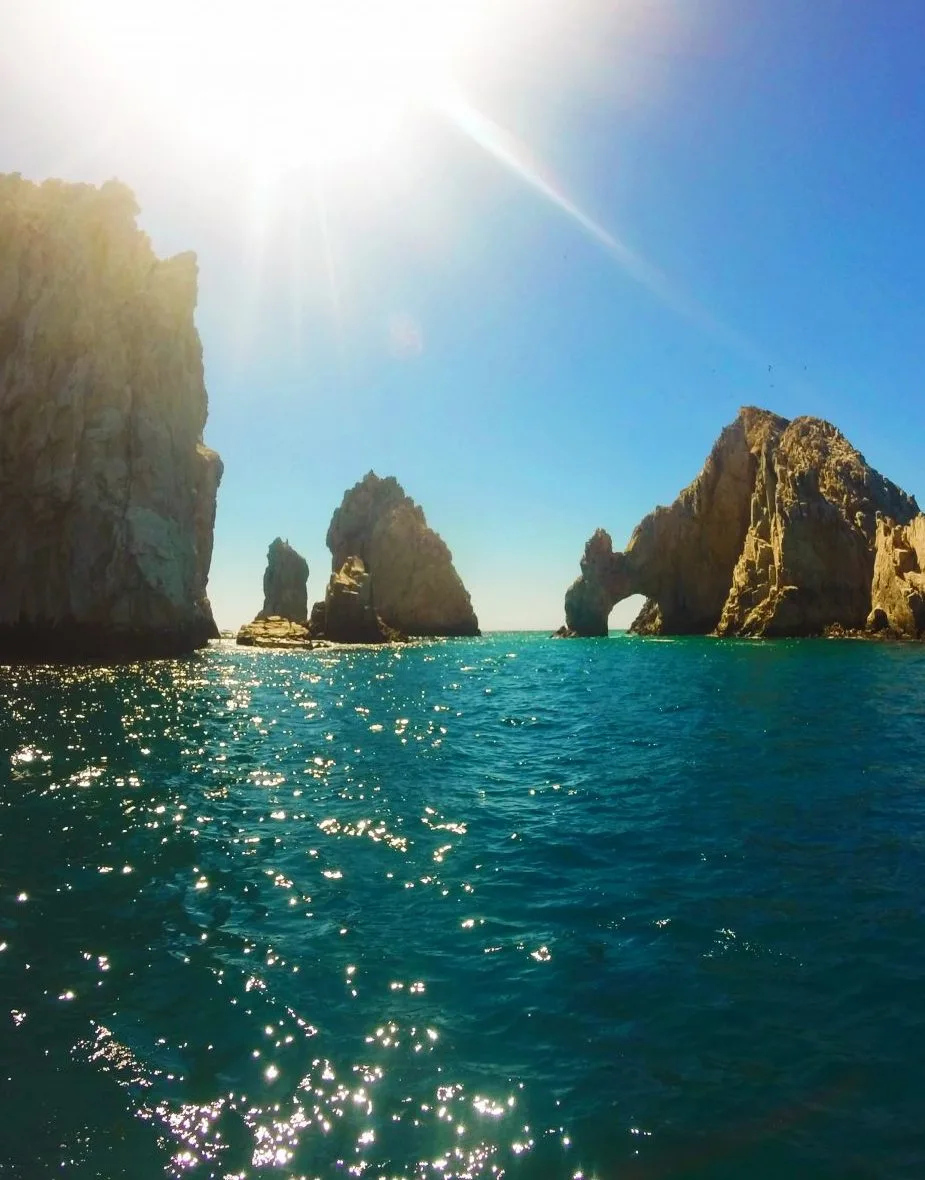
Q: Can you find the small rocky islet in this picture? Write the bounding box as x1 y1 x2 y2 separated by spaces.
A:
2 172 924 660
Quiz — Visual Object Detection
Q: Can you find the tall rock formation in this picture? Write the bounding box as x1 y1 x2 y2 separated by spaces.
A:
322 472 479 637
563 407 924 638
0 174 223 660
258 538 308 623
868 517 925 636
317 556 404 644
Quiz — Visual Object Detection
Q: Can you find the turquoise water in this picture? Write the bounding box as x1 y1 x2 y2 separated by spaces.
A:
2 633 925 1179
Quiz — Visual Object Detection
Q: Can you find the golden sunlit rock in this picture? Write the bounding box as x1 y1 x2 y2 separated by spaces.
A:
564 407 925 639
0 174 222 660
325 472 479 637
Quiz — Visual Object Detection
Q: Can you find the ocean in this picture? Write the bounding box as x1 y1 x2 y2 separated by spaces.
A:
2 633 924 1179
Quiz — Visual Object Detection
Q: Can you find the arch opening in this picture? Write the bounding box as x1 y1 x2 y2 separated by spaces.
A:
608 594 647 633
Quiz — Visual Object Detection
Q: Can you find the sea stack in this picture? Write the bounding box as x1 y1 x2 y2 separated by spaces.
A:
563 407 925 639
0 174 223 661
258 538 308 623
236 538 314 648
314 472 479 638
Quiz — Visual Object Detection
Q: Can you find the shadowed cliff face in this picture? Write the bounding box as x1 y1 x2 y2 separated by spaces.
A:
564 407 924 638
325 472 479 637
0 174 222 660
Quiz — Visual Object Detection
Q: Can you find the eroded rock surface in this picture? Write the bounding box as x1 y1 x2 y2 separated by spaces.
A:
325 473 479 637
0 174 222 660
563 407 924 638
562 530 627 638
236 616 315 649
258 538 308 623
868 516 925 636
310 557 405 644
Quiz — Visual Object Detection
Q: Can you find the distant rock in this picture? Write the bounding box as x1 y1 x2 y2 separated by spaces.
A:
0 174 222 660
563 407 924 639
258 538 308 623
310 556 405 644
324 472 479 637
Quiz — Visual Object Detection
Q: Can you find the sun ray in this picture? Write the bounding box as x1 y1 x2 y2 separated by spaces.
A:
67 0 782 377
437 88 767 365
311 175 349 373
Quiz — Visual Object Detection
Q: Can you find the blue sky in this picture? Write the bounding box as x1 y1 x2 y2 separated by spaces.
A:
3 0 924 630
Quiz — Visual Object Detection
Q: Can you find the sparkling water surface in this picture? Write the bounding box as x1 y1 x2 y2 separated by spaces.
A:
2 633 925 1179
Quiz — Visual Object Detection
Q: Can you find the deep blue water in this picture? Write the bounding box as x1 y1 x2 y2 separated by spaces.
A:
2 633 925 1179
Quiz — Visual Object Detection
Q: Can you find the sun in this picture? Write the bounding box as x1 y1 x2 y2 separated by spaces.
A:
79 0 487 173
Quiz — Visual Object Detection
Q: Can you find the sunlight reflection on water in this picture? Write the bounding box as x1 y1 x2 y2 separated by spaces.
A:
3 636 925 1177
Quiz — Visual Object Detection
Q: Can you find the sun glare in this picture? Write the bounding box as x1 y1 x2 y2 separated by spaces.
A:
67 0 720 351
80 0 488 172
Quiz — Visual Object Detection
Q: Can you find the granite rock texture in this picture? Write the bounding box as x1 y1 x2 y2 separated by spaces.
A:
236 616 315 649
258 538 308 623
311 556 405 644
868 516 925 636
325 472 479 637
0 174 222 660
564 407 923 638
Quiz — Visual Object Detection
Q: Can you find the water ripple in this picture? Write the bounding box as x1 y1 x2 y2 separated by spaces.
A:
2 635 925 1177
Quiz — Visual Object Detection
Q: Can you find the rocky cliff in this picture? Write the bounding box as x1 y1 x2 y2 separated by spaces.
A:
868 516 925 636
258 538 308 623
323 472 479 637
0 174 223 660
564 407 924 638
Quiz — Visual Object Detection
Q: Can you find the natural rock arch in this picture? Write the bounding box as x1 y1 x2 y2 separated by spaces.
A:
563 407 924 638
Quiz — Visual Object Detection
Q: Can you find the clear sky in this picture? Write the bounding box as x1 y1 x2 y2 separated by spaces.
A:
2 0 924 631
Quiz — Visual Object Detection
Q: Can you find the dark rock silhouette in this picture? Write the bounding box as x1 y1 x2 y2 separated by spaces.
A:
312 556 405 644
